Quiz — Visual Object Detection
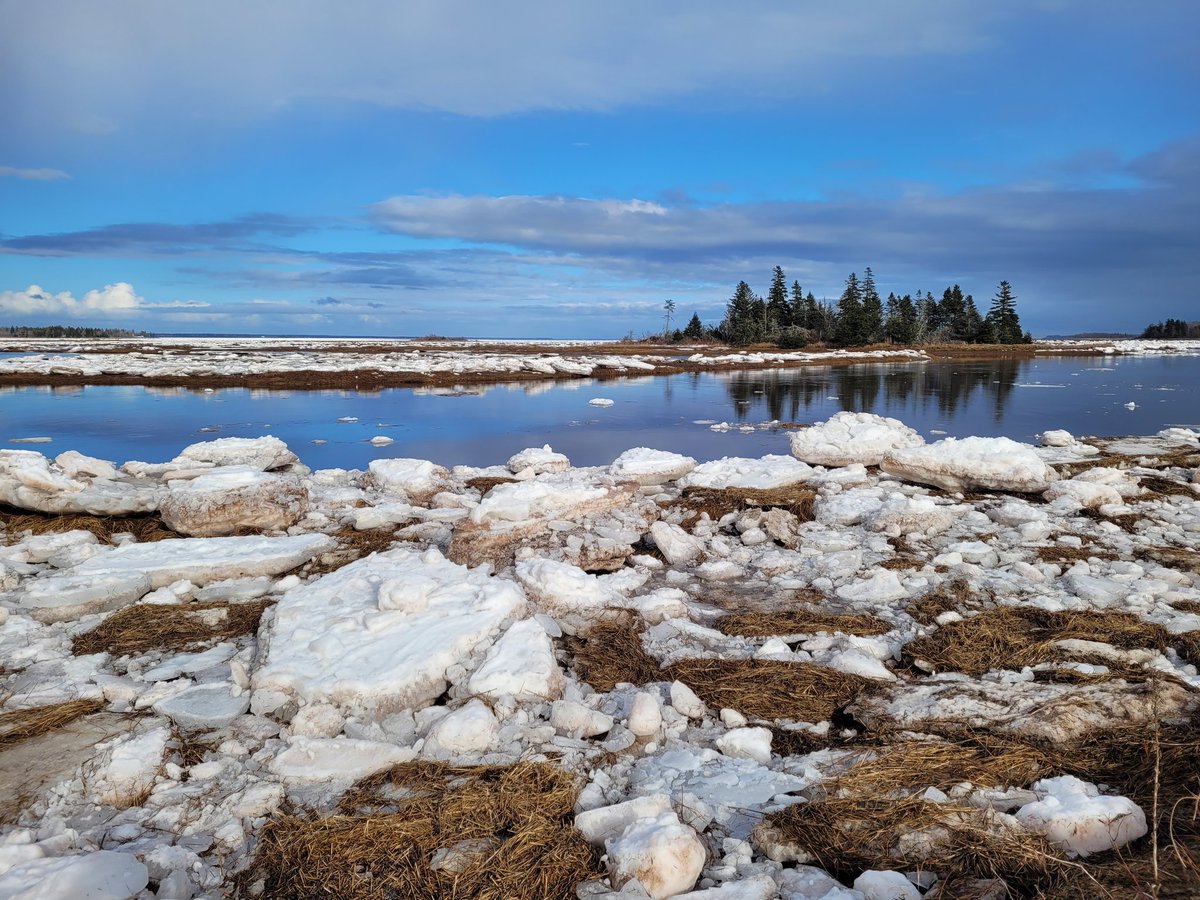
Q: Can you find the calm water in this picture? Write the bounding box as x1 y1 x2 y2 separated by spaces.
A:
2 355 1197 470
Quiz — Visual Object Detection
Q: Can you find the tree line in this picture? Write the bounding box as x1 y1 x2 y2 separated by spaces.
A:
1141 318 1200 340
0 325 151 338
672 266 1030 348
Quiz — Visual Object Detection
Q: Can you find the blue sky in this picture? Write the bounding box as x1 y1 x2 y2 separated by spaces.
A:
1 1 1197 337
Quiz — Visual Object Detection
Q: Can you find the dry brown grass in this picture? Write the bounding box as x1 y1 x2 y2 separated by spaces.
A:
662 658 868 722
1140 475 1199 500
679 484 816 524
1036 542 1119 563
243 760 600 900
755 795 1091 895
0 699 105 749
303 527 401 576
717 609 891 638
906 580 986 625
464 476 518 495
72 598 272 657
905 607 1173 676
571 617 663 692
0 506 178 543
1142 546 1200 574
1172 600 1200 615
1078 506 1145 533
880 554 926 571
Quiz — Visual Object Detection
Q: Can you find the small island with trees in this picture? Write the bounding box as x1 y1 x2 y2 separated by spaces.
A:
670 266 1031 349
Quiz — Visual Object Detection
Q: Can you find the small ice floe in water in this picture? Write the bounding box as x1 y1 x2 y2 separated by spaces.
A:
930 429 947 435
337 416 358 423
203 387 214 393
311 439 328 444
368 435 394 446
1124 402 1137 410
9 437 52 444
588 398 614 407
199 426 221 433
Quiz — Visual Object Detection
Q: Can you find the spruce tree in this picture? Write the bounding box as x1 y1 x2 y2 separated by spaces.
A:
833 272 865 347
861 267 883 343
789 280 805 329
683 312 704 339
985 280 1023 344
766 266 790 337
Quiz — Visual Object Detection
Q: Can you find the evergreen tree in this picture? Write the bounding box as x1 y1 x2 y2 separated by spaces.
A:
804 292 822 338
962 295 985 343
832 272 865 347
861 267 883 343
683 312 704 339
788 280 805 329
985 280 1024 344
765 266 789 337
724 280 762 346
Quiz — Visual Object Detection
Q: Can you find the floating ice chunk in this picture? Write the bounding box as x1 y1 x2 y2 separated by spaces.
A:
853 870 921 899
606 809 706 899
423 699 498 758
160 467 309 536
153 684 250 730
253 547 524 716
610 448 697 485
507 444 571 475
589 398 615 407
1124 402 1136 410
269 736 415 782
176 435 299 471
649 521 704 565
368 457 448 499
882 436 1058 493
70 533 334 589
789 412 924 466
369 435 394 446
466 618 563 701
1015 776 1146 856
716 727 773 764
0 851 148 900
679 455 812 490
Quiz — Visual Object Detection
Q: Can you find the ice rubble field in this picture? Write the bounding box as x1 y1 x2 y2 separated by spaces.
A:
0 412 1197 898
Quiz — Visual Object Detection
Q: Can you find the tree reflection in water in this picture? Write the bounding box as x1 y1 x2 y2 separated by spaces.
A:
723 359 1027 424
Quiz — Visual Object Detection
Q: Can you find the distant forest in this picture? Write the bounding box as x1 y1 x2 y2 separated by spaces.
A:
1141 318 1200 340
673 267 1030 348
0 325 151 338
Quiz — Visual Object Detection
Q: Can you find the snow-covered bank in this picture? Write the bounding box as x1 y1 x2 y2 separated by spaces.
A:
1 419 1198 898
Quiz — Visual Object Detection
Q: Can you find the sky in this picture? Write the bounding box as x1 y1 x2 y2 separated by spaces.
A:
1 1 1197 338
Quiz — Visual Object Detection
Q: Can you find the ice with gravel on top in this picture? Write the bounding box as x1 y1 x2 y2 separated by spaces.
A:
252 546 524 716
789 411 924 467
678 455 812 490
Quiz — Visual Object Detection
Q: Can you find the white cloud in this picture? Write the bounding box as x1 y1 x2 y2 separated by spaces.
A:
0 282 144 315
0 165 70 180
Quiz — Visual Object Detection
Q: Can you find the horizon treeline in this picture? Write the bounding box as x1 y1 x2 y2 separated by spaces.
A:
0 325 151 338
696 267 1030 348
1141 318 1200 340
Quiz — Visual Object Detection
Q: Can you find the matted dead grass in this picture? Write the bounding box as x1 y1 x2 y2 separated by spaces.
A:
464 476 518 495
717 609 891 638
243 760 600 900
880 554 926 571
570 617 663 692
755 795 1092 896
1078 506 1145 533
905 607 1174 676
1036 542 1119 564
0 506 178 543
72 598 273 657
1142 546 1200 574
0 699 105 749
1139 475 1197 500
679 483 816 524
905 580 987 625
303 527 401 576
662 658 868 722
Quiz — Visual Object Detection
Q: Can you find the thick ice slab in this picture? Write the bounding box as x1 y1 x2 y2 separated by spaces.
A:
678 455 812 490
160 467 309 536
0 851 148 900
69 533 334 589
609 448 697 485
0 450 160 516
174 435 299 471
881 436 1058 493
789 412 924 467
13 571 152 623
253 547 525 716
